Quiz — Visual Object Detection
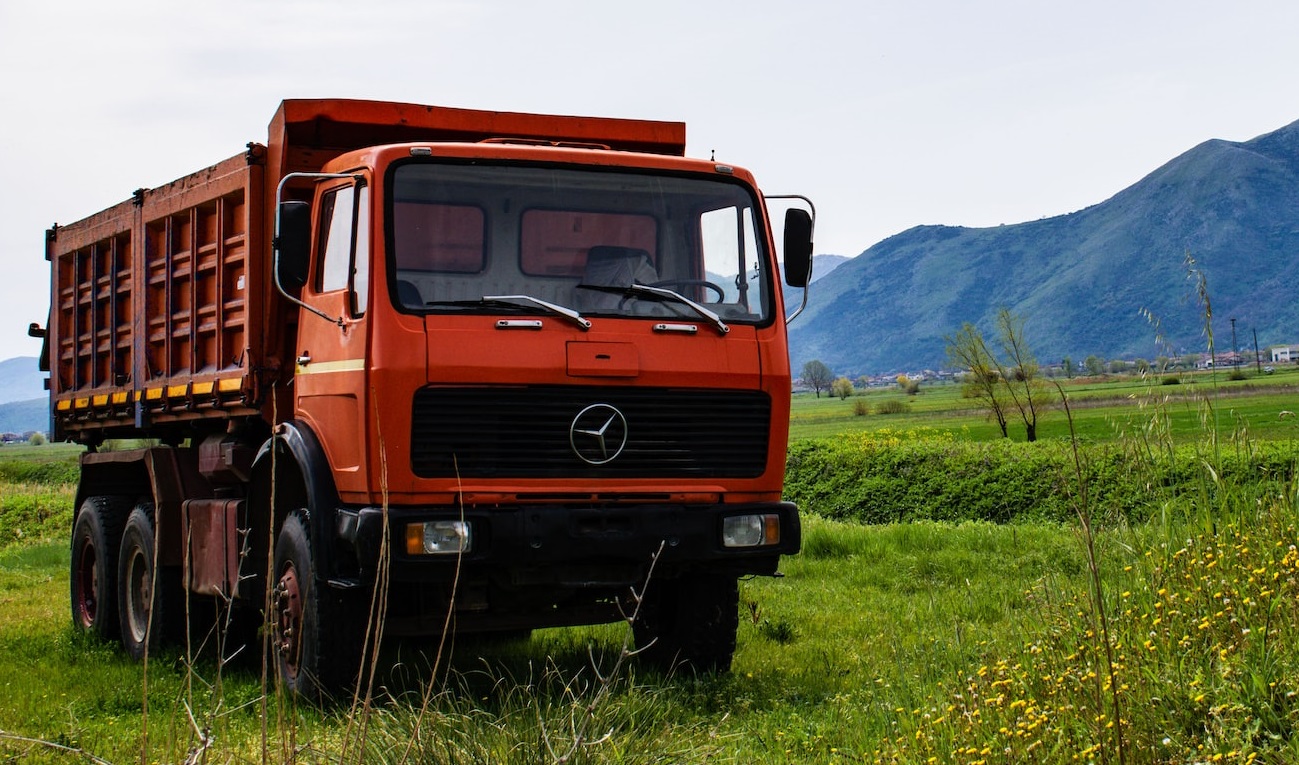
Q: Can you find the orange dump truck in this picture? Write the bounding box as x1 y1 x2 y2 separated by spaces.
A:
38 99 814 695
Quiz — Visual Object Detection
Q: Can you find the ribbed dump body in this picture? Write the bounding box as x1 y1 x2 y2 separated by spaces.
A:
47 151 267 440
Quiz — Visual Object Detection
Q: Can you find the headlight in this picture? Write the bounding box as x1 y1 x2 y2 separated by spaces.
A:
406 520 471 555
721 513 780 548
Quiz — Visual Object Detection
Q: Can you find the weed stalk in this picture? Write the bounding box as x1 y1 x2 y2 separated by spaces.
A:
1055 380 1127 764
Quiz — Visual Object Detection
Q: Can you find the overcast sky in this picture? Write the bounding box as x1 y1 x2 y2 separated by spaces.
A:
3 0 1299 361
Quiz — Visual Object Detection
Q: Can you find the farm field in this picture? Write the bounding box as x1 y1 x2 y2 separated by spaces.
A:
790 366 1299 444
1 369 1297 763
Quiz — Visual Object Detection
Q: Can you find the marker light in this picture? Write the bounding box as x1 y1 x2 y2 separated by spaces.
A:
406 521 471 555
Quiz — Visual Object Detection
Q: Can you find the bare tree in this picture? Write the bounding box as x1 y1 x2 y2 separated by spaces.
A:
801 360 834 398
992 307 1050 442
945 323 1010 438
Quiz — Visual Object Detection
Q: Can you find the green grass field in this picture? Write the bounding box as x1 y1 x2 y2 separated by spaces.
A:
791 366 1299 444
2 370 1297 763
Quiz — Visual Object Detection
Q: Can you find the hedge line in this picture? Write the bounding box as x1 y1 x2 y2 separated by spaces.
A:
0 457 79 486
4 436 1296 538
783 429 1299 525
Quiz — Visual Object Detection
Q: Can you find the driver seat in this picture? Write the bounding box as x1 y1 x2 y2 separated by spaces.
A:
575 246 658 311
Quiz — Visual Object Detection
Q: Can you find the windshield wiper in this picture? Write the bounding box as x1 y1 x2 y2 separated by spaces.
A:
423 296 591 330
577 284 729 335
479 295 591 329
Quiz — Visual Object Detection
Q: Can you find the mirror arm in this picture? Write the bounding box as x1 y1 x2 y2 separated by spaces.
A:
273 171 362 327
766 194 816 324
786 282 811 324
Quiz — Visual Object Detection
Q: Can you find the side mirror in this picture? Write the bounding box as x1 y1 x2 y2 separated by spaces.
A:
783 208 813 288
276 201 311 289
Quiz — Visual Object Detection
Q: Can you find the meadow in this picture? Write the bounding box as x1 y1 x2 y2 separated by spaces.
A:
789 366 1299 444
1 367 1297 763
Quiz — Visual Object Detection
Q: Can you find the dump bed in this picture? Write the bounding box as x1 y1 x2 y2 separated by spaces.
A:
46 98 687 443
47 149 270 441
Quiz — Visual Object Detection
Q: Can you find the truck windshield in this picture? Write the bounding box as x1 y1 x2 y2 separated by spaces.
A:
388 163 773 324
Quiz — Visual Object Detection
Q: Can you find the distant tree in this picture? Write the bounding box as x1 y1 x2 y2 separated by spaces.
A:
946 309 1049 442
856 375 871 389
945 323 1010 438
992 308 1049 442
801 360 834 398
28 432 46 446
1061 356 1075 378
1135 358 1151 375
1109 359 1128 374
1154 355 1170 373
895 374 920 396
1084 355 1105 376
831 377 854 400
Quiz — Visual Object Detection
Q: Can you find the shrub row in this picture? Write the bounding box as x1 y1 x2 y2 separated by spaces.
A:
783 429 1299 525
5 434 1297 543
0 456 79 486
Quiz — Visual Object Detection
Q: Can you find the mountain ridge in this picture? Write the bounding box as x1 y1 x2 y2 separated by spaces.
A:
788 119 1299 375
0 357 43 405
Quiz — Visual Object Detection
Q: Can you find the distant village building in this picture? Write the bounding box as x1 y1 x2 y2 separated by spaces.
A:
1270 345 1299 363
1196 351 1245 369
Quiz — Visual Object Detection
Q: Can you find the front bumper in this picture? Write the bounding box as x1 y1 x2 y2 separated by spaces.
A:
347 500 800 586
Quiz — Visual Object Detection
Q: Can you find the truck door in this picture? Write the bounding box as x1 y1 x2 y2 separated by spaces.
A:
293 178 371 495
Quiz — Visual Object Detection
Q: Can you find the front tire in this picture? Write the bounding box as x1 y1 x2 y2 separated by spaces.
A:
633 575 739 674
272 512 362 699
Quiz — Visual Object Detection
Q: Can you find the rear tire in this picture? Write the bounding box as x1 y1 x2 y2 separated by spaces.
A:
70 496 130 640
633 575 739 674
117 503 183 660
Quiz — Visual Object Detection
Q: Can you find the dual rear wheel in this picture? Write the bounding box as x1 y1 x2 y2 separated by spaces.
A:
70 498 180 659
70 496 130 639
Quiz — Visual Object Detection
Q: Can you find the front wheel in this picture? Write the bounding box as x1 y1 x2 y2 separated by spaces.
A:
272 512 362 699
633 575 739 674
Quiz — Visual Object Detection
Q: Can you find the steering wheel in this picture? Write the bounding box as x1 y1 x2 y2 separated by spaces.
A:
648 279 726 304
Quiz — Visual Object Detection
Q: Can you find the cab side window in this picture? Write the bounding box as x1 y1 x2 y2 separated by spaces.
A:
318 183 370 315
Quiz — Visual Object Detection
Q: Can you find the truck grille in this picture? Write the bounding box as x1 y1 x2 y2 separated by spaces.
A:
410 386 771 479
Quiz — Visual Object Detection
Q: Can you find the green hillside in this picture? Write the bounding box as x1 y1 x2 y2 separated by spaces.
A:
0 398 45 435
789 119 1299 374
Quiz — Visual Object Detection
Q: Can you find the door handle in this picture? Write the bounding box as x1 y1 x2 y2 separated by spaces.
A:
296 352 312 366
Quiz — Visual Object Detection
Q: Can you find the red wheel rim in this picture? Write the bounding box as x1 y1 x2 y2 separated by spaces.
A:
274 564 303 679
74 541 97 628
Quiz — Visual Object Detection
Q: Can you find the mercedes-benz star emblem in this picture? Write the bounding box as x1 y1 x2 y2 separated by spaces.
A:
569 404 629 465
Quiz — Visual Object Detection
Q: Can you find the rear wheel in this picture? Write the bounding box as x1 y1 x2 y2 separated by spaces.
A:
117 503 182 660
70 496 130 639
633 575 739 673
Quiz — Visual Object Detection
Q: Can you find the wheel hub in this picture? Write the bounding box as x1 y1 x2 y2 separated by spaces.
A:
274 566 303 677
124 548 152 643
74 543 98 627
